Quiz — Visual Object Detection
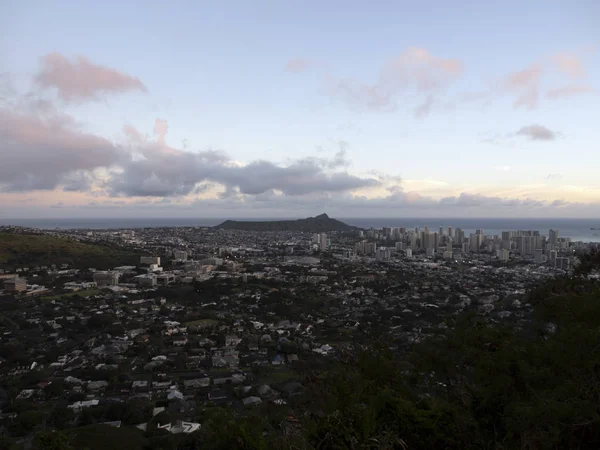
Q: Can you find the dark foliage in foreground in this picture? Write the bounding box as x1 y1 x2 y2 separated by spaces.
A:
27 260 600 450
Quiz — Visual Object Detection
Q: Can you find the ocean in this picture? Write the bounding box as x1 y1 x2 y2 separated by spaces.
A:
1 217 599 242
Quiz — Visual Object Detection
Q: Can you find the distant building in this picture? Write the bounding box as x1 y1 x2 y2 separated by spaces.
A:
376 247 391 261
174 251 188 261
405 248 413 258
549 250 558 265
319 233 328 252
157 273 176 286
534 249 545 264
92 271 120 286
469 234 481 252
555 257 570 270
4 277 27 292
140 256 161 266
549 229 559 249
443 250 453 259
134 274 157 287
497 249 510 262
462 242 470 254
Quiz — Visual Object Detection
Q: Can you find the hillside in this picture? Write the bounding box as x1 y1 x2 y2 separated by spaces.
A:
0 232 144 270
216 213 357 232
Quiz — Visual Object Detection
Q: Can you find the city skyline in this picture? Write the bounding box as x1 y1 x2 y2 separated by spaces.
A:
2 1 600 218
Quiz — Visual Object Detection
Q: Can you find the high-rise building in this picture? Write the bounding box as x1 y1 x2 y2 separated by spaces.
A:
549 250 558 265
470 233 483 252
405 248 413 258
319 233 328 251
534 249 544 264
497 249 510 262
448 227 453 238
376 247 391 261
549 229 559 248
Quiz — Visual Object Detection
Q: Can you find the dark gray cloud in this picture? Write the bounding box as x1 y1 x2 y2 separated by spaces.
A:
108 143 378 197
516 124 557 141
104 120 379 197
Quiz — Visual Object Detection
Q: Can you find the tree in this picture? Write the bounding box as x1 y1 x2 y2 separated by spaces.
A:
34 430 72 450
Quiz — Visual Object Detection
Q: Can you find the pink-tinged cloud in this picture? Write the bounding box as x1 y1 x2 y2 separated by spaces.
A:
501 63 543 109
36 53 147 102
0 98 120 191
552 53 586 78
284 58 316 73
321 47 463 113
546 84 596 99
413 95 434 118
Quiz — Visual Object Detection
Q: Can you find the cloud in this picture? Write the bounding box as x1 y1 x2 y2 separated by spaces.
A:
500 50 595 109
515 124 557 141
546 173 563 180
0 93 120 192
105 120 379 197
552 53 586 78
414 95 435 118
1 81 376 198
284 58 316 73
35 53 147 102
319 47 463 113
439 192 545 209
546 84 595 99
501 63 543 109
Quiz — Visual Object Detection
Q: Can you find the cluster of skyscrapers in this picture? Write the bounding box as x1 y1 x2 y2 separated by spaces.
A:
353 226 571 268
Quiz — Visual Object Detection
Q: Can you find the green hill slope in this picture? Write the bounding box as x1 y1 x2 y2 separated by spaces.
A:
0 232 143 269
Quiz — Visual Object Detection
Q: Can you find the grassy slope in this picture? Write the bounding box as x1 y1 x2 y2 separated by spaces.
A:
0 232 143 270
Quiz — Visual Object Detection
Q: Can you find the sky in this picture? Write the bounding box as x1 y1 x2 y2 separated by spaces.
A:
1 0 599 219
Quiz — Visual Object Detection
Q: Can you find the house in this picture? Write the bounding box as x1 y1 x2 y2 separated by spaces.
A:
173 337 188 346
183 378 210 389
243 396 262 406
207 389 228 401
272 354 285 365
225 335 242 346
68 399 100 410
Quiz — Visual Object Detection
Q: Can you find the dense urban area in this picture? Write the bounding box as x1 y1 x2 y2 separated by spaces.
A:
0 215 599 449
